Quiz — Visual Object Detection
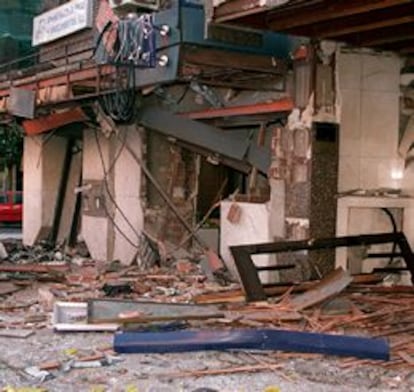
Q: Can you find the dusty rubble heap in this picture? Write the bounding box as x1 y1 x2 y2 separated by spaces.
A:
1 239 414 391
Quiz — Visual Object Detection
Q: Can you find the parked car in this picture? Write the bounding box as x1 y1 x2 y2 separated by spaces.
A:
0 191 22 223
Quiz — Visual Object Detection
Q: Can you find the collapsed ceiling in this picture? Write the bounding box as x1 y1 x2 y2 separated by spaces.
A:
213 0 414 55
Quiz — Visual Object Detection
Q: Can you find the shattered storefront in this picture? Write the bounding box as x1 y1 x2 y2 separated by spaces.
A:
11 0 316 277
2 1 414 389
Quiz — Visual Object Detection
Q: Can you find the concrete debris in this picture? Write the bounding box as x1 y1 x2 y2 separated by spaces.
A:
37 287 56 312
2 240 89 266
175 259 195 274
70 256 86 267
0 237 414 390
24 366 53 382
0 241 9 259
226 202 242 224
71 360 105 369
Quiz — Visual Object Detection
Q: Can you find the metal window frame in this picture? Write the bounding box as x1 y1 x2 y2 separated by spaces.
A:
230 232 414 302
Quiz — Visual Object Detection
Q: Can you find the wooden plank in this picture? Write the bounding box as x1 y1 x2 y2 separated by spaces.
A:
156 363 284 378
233 309 303 322
181 47 287 75
397 351 414 366
214 0 269 22
0 264 68 273
193 282 317 304
0 282 20 296
281 3 414 39
340 23 414 46
320 16 414 38
266 0 411 31
0 329 34 339
192 274 380 304
93 313 226 325
289 268 352 311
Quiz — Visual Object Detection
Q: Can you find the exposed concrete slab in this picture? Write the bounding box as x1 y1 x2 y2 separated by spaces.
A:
112 126 144 266
82 215 109 261
81 129 111 261
23 136 42 245
23 135 67 246
220 201 277 284
81 127 143 264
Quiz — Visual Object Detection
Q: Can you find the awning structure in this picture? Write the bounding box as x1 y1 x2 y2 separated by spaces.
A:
213 0 414 55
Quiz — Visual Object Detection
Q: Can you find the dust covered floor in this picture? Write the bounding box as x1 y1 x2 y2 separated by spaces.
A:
0 241 414 391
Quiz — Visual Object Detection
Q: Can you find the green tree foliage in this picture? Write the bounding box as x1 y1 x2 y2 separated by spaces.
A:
0 122 23 170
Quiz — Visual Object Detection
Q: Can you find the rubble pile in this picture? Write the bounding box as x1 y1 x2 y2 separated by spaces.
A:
1 238 414 391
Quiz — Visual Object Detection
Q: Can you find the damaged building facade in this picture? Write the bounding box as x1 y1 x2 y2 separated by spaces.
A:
0 0 413 287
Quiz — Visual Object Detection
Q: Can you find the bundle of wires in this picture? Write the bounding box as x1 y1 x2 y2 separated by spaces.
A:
95 14 156 122
113 14 156 68
100 65 136 123
95 13 156 68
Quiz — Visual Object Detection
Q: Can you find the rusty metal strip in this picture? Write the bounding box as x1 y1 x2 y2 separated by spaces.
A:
181 98 294 120
22 107 88 135
0 65 115 98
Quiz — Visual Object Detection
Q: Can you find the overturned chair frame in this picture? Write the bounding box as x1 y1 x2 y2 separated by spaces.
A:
230 232 414 302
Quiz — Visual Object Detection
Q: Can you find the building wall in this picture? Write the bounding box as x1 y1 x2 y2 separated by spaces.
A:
335 49 414 279
337 49 401 191
81 126 144 264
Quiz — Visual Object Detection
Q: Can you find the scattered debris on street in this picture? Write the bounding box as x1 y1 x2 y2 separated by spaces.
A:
1 237 414 390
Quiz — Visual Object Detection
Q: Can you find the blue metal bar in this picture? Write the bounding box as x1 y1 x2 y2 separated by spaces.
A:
114 329 390 360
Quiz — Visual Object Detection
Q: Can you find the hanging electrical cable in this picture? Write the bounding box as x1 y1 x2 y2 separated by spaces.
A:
95 14 156 123
100 65 137 123
93 127 161 267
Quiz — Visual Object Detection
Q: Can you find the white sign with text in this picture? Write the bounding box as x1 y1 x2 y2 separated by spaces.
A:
32 0 93 46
